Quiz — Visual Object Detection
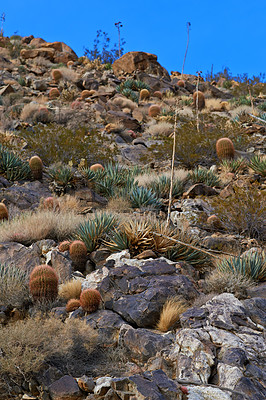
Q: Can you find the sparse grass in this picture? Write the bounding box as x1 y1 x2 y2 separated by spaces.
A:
0 210 83 245
107 196 132 212
0 263 30 307
57 195 81 213
205 269 255 299
58 279 82 300
220 158 246 174
57 67 79 82
204 98 229 112
0 316 97 388
156 296 189 332
111 97 137 111
20 103 40 122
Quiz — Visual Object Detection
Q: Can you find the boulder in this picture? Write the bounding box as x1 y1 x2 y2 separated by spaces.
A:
0 242 41 274
48 375 82 400
20 47 55 61
112 52 170 80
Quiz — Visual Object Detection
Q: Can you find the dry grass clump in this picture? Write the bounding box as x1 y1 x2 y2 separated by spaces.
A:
0 210 83 244
0 316 97 384
229 105 254 118
20 102 40 121
107 196 132 212
57 195 81 213
177 107 194 118
58 279 82 300
57 67 79 82
147 121 173 137
205 269 255 299
204 98 229 112
111 97 137 111
135 168 188 187
156 297 189 332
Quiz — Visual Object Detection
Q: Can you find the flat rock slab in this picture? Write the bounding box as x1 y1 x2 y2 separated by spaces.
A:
48 375 82 400
0 242 41 274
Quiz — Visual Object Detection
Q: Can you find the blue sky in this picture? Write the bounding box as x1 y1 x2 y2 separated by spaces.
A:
2 0 266 78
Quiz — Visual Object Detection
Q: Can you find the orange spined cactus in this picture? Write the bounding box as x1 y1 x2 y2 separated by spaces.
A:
29 264 58 301
80 289 101 313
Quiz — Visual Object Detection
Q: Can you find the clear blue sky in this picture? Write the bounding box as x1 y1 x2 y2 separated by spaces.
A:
2 0 266 78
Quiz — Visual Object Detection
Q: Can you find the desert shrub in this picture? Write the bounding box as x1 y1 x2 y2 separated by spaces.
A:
111 97 137 111
216 252 266 282
18 123 118 165
73 212 117 253
188 167 221 187
0 144 31 181
0 263 30 307
0 210 83 245
156 297 189 332
58 279 82 300
205 269 254 299
141 115 250 168
0 317 97 389
179 96 193 106
208 184 266 241
230 96 251 107
84 29 125 63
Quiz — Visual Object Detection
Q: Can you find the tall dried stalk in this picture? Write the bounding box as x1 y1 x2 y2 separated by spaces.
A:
181 22 191 79
166 102 178 226
195 71 201 132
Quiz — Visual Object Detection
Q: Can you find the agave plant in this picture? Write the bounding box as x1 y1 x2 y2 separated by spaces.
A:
73 213 117 253
0 145 31 181
217 252 266 282
117 79 150 92
48 163 76 191
130 186 162 209
248 155 266 177
104 219 154 256
188 167 221 187
220 158 246 174
152 221 180 253
149 176 184 199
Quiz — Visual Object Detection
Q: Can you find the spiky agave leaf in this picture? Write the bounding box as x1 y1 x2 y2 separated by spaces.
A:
217 252 266 282
73 213 117 253
104 219 154 256
165 231 210 266
0 145 31 181
188 167 221 187
152 221 180 253
130 186 162 209
248 155 266 177
149 176 184 199
220 158 246 174
48 163 76 189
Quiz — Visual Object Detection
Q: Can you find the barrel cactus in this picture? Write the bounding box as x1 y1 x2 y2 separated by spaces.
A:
69 240 87 272
58 240 71 252
80 289 101 313
148 105 161 117
216 138 235 160
51 69 62 83
41 197 60 212
90 163 104 172
153 91 162 99
177 80 185 88
49 88 60 99
139 89 150 101
66 298 80 312
29 155 43 180
193 90 205 110
0 202 8 221
29 264 58 301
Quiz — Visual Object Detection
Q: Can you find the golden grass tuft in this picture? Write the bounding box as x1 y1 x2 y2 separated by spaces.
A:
156 297 189 332
20 102 40 121
58 195 81 213
59 279 82 300
112 96 137 111
107 197 132 212
57 67 79 82
135 168 188 187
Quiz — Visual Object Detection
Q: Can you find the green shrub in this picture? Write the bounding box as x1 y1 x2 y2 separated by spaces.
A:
18 123 118 165
148 175 184 199
48 163 76 193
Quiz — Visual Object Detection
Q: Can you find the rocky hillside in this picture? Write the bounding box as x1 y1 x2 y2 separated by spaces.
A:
0 34 265 400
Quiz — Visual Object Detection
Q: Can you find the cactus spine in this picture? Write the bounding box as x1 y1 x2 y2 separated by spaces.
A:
29 264 58 301
80 289 101 313
29 155 43 180
216 138 235 160
49 88 60 99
